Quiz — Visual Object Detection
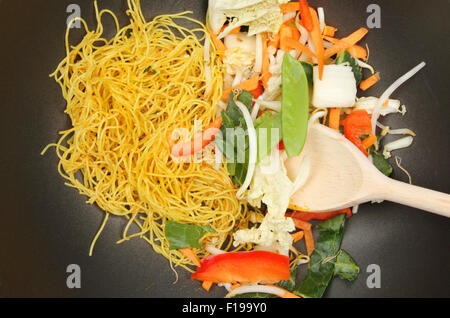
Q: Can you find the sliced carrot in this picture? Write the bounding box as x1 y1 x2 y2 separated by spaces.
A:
231 283 241 290
220 25 240 35
261 33 271 89
280 24 300 51
347 45 367 60
292 218 312 231
268 33 280 49
359 72 380 91
202 280 213 291
280 1 301 14
323 35 339 44
382 99 390 108
267 284 301 298
221 75 260 101
304 229 315 256
283 38 316 57
299 0 314 32
179 248 201 267
209 30 226 55
170 117 223 157
291 231 304 243
329 108 341 131
309 7 325 79
323 25 337 37
362 135 377 149
324 27 369 59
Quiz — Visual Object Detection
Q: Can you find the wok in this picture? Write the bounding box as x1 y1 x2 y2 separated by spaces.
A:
0 0 449 298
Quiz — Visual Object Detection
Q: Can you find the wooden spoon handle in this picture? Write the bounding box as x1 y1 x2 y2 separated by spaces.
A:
379 179 450 218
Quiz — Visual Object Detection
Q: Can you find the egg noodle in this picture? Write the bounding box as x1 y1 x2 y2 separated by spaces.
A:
42 0 250 272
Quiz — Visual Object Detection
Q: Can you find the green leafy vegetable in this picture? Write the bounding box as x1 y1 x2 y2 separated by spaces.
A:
295 214 359 298
334 250 360 281
335 50 362 85
300 61 314 85
215 90 254 186
165 220 215 250
369 146 393 176
281 54 310 157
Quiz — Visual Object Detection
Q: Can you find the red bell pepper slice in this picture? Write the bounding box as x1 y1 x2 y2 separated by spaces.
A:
191 251 290 284
343 110 372 157
248 81 263 100
286 208 352 222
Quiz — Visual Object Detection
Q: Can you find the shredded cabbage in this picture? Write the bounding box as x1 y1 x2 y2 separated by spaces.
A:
209 0 289 38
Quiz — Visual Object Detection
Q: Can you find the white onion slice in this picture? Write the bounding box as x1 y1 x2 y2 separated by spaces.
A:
205 245 226 255
283 11 297 22
258 100 282 112
371 62 426 135
235 100 257 200
225 284 286 298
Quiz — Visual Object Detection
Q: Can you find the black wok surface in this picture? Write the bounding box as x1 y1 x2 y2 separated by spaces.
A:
0 0 449 298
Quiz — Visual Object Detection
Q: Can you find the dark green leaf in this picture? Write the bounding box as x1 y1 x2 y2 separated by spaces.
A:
165 220 215 250
370 149 393 176
300 61 314 85
281 54 310 157
335 50 362 85
334 250 360 281
295 214 346 298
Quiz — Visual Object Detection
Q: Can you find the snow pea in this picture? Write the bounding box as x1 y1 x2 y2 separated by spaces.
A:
281 54 310 157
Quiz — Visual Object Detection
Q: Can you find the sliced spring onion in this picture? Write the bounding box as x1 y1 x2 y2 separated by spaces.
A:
371 62 426 135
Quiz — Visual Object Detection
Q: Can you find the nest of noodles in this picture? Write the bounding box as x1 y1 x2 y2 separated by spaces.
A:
44 0 251 272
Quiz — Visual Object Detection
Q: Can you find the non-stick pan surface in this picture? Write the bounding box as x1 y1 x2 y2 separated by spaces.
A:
0 0 449 298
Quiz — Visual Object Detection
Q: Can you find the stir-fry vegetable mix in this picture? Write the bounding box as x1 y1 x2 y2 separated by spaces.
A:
166 0 425 298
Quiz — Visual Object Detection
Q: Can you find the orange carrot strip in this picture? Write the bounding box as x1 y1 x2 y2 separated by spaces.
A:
280 2 301 14
304 229 315 256
261 34 271 89
268 33 280 49
283 38 316 57
220 25 241 35
209 30 226 55
382 99 390 108
221 75 260 101
299 0 314 32
347 45 367 60
280 24 300 51
359 72 380 91
267 284 301 298
179 248 201 267
202 280 213 291
324 27 369 59
323 25 337 37
323 35 339 43
231 283 241 290
362 135 377 149
309 7 325 79
292 218 312 231
291 231 304 243
170 117 223 157
329 108 341 131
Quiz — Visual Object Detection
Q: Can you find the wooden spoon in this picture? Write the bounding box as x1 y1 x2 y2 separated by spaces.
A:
285 124 450 218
